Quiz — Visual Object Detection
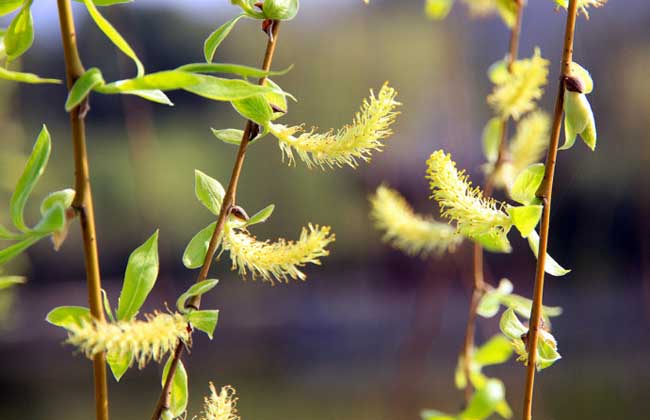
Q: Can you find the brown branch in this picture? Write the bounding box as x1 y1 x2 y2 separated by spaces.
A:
149 19 282 420
461 0 524 402
56 1 109 420
522 1 579 419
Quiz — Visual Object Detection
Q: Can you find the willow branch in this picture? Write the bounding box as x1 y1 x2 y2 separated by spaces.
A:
461 0 524 402
522 1 578 419
56 1 109 420
149 20 282 420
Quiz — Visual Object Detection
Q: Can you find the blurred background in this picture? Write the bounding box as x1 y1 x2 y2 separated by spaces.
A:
1 1 649 419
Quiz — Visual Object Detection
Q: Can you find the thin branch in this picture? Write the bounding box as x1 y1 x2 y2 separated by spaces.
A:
56 1 109 420
522 1 579 419
461 0 524 402
149 19 282 420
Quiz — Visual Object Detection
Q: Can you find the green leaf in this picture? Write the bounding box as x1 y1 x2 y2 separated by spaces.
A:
499 307 527 340
4 1 34 61
65 68 105 111
231 94 273 126
184 75 276 101
263 79 289 118
263 0 299 20
195 170 225 216
101 288 115 322
0 0 22 16
495 0 517 28
187 309 219 339
471 230 512 254
230 0 265 19
499 293 562 320
178 62 292 79
107 348 132 381
45 306 91 329
116 230 159 320
510 163 544 205
176 279 219 313
40 189 75 216
82 0 144 77
536 331 561 370
476 278 513 318
424 0 454 20
0 224 21 240
203 14 246 63
561 91 595 151
10 124 51 232
474 335 513 366
527 229 570 277
508 205 542 238
461 379 506 420
481 117 502 164
122 89 173 106
211 128 245 145
421 410 455 420
488 59 508 84
33 203 65 234
0 67 61 84
0 234 41 265
0 276 25 290
245 204 274 226
182 222 216 269
161 357 188 418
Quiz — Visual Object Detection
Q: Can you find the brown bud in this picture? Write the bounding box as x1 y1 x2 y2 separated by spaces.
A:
564 75 584 93
270 103 286 114
230 205 250 221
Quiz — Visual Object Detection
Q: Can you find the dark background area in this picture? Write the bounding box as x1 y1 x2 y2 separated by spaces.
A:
1 1 649 419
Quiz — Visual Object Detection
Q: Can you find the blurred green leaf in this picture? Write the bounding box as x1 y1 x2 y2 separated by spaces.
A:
74 0 133 5
481 117 502 164
0 67 61 84
461 379 506 420
116 230 159 320
203 14 246 63
0 235 40 265
195 170 225 216
176 279 219 313
45 306 90 329
10 125 51 232
474 335 513 366
495 0 516 28
245 204 274 226
510 163 544 205
65 67 105 111
82 0 144 77
101 288 115 322
0 276 25 290
187 309 219 339
122 89 173 105
421 410 454 420
162 357 188 418
263 0 299 20
488 59 508 84
182 222 216 269
471 230 512 254
527 230 570 276
424 0 454 20
476 278 513 318
40 189 75 216
508 204 542 238
107 348 132 381
0 0 22 16
562 91 596 151
178 63 292 79
499 307 527 340
33 203 65 234
4 1 33 62
231 0 264 19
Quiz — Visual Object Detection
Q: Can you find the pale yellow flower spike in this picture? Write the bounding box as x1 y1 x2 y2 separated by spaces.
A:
198 383 240 420
494 110 550 189
426 150 512 242
555 0 607 19
488 48 549 120
222 222 335 284
268 83 400 169
66 312 189 369
370 184 462 257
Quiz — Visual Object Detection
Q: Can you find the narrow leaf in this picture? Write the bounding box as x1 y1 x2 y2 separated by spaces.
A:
162 357 188 418
195 170 225 216
176 279 219 313
101 288 115 322
182 222 216 269
187 310 219 339
45 306 91 329
203 14 246 63
245 204 275 226
0 276 25 290
178 62 292 79
4 2 34 61
482 117 502 164
107 348 132 381
10 125 51 231
527 230 570 276
0 67 61 84
0 235 41 265
65 67 105 111
82 0 144 77
116 230 160 320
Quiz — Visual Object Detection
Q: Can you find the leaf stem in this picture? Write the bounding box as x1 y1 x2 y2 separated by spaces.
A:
522 1 579 419
56 1 109 420
462 0 524 403
149 19 282 420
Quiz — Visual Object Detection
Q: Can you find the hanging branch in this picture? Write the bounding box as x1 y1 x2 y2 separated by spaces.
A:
56 1 109 419
461 0 524 402
522 1 579 419
149 19 282 420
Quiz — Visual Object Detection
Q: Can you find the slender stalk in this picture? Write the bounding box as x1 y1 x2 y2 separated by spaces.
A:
522 2 578 419
461 0 524 402
149 20 282 420
56 1 109 420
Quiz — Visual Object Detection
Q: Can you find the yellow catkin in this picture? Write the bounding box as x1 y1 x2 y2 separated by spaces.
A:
66 312 188 369
222 222 335 284
198 383 240 420
370 184 462 257
494 110 550 189
426 150 511 241
268 83 400 169
487 47 549 120
556 0 607 18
